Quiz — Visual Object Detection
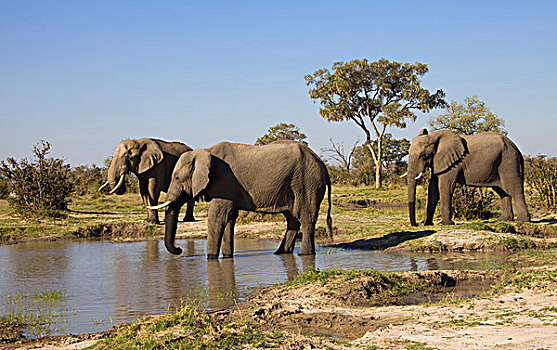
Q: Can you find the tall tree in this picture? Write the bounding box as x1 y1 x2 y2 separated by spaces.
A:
305 58 445 188
429 95 507 135
255 123 308 145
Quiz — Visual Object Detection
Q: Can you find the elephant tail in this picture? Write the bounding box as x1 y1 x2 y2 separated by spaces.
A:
326 177 334 243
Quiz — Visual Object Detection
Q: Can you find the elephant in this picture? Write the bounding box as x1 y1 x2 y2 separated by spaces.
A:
148 140 333 259
100 138 196 224
406 129 530 226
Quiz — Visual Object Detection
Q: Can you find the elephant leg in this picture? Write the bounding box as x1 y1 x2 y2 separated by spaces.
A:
506 186 531 222
183 199 196 222
298 218 316 256
140 179 160 224
424 175 439 225
147 178 161 224
221 209 238 259
493 187 513 221
275 212 301 254
206 199 235 260
438 176 456 225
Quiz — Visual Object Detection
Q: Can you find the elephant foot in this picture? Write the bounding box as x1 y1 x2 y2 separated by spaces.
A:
207 254 219 260
298 250 316 256
182 216 196 222
221 254 233 259
145 218 160 225
516 215 531 222
423 220 434 226
440 219 455 225
498 216 514 222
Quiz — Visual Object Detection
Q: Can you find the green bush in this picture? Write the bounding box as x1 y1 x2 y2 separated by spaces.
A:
525 155 557 209
0 178 8 199
452 184 497 220
0 141 74 215
70 164 105 196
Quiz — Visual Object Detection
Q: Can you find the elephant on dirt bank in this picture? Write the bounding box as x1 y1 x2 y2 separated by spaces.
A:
100 138 196 224
406 129 530 226
149 140 333 259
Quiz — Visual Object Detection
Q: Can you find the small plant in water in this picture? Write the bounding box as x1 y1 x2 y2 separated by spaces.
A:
1 289 71 338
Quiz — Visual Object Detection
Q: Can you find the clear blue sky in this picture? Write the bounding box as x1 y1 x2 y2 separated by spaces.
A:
1 0 556 166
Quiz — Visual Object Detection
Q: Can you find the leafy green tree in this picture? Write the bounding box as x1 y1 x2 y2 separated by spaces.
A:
0 141 74 215
255 123 308 145
351 134 410 185
429 95 507 135
305 58 445 188
352 134 410 171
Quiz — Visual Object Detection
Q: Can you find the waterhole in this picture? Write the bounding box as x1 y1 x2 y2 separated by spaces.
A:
0 238 509 336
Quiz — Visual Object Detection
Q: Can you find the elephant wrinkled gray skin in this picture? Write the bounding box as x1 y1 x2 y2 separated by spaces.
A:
103 138 196 224
151 140 333 259
407 129 530 226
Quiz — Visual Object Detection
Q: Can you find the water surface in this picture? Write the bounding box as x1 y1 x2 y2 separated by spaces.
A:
0 238 508 336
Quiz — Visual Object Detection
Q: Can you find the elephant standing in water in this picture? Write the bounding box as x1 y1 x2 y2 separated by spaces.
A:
406 129 530 226
149 140 333 259
100 138 196 224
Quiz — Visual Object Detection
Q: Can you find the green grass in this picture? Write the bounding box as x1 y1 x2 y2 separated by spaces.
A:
89 300 285 350
0 289 71 338
489 269 557 295
282 267 440 305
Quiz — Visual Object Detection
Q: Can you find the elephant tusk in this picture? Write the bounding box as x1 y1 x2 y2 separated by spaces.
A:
147 201 172 210
108 175 125 194
399 172 408 178
98 181 110 192
415 172 424 180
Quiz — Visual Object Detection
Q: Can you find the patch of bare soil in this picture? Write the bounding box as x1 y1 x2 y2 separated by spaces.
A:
241 267 557 349
243 270 510 339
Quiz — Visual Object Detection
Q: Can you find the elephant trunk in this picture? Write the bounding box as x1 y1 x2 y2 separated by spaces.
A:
107 158 127 195
163 185 187 255
407 176 418 226
164 203 183 255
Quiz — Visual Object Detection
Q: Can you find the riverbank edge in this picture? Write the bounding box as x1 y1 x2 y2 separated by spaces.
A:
2 219 557 254
2 264 555 349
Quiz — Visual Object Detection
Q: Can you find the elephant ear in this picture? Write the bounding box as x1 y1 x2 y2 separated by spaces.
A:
433 131 468 174
191 149 212 198
138 139 164 174
418 128 429 136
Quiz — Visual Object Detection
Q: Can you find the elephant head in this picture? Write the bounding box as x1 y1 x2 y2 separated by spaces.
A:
101 139 164 195
148 149 212 255
407 129 468 226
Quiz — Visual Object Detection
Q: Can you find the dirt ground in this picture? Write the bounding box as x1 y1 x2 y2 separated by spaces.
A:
243 268 557 349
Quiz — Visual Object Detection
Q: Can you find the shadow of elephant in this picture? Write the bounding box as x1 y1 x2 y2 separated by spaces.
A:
331 230 436 250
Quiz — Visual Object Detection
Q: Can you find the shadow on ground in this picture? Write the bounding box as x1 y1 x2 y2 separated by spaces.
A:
332 230 436 250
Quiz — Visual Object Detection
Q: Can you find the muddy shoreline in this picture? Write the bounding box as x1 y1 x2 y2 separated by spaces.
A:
3 265 555 349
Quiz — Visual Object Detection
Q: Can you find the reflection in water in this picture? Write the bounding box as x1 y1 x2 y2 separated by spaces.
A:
0 238 510 336
207 259 236 309
277 254 299 281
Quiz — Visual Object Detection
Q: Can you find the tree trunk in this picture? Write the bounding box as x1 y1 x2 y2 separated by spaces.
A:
374 159 382 189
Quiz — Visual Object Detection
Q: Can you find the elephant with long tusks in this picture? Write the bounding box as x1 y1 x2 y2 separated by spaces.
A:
102 138 196 224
